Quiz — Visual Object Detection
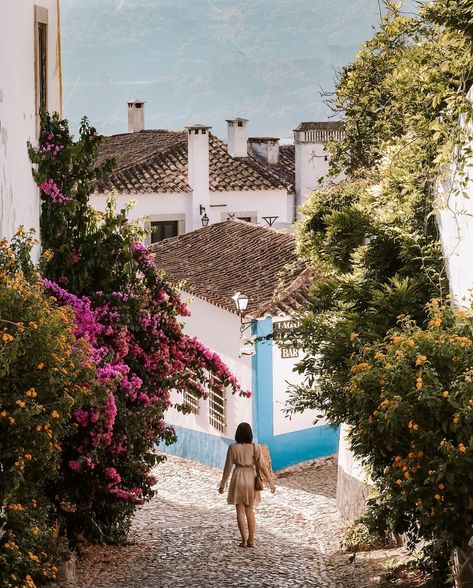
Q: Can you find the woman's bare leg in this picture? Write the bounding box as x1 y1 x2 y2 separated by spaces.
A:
245 504 255 546
236 504 247 545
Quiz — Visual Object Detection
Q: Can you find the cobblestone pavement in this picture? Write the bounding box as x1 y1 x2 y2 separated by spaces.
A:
65 455 406 588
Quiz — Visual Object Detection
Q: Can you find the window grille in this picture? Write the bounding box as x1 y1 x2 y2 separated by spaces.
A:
183 389 200 415
209 385 226 433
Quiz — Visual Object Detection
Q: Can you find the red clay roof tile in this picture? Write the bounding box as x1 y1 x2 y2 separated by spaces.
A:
149 220 313 317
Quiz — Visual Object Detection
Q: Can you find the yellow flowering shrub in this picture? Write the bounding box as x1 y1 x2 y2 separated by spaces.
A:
347 300 473 570
0 237 98 587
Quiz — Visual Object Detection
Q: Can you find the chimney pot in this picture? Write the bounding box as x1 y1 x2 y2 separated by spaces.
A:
248 137 280 165
128 99 145 133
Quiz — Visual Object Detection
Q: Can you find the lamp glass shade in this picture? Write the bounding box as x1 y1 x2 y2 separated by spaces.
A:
232 292 249 312
201 213 210 227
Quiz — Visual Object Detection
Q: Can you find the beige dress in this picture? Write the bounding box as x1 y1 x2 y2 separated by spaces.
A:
220 443 272 506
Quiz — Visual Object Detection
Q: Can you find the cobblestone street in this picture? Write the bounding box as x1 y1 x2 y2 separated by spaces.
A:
66 455 406 588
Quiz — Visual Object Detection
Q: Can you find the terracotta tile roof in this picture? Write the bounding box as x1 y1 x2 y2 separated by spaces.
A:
294 121 344 132
96 130 189 193
274 145 295 190
149 220 314 318
209 135 292 192
95 130 295 194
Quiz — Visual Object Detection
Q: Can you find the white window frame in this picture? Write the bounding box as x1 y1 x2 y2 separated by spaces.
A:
183 388 200 415
208 382 227 433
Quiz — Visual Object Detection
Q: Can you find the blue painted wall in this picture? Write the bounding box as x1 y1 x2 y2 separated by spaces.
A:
159 424 233 470
253 317 339 470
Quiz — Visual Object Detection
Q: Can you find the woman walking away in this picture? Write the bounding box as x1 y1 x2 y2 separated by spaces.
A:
218 422 275 548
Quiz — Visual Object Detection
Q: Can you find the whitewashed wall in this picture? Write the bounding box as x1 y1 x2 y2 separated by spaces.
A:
210 189 293 225
0 0 61 243
272 316 324 435
437 86 473 307
89 191 190 241
90 188 293 233
166 294 253 438
295 142 329 209
295 141 345 212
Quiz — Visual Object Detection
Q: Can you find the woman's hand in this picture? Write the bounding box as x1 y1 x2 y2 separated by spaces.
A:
218 485 225 494
270 484 276 494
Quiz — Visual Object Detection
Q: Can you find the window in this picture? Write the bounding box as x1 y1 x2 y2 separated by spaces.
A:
37 22 47 112
35 6 49 119
183 389 200 415
151 220 178 243
209 385 226 433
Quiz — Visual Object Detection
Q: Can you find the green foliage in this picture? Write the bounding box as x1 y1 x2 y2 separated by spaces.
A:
328 1 473 176
341 520 392 553
284 1 473 582
28 113 117 293
347 303 473 577
0 233 102 587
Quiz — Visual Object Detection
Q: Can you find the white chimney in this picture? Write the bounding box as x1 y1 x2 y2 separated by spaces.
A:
248 137 280 165
226 118 248 158
186 124 211 231
294 121 344 212
128 99 145 133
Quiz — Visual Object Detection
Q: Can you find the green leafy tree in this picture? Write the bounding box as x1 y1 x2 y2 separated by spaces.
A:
284 1 473 582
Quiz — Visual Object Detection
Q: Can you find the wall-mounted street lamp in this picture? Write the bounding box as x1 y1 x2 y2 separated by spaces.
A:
232 291 254 335
199 205 210 227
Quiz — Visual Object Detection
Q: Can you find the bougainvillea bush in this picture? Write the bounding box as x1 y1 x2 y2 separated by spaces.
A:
29 112 246 544
0 232 107 588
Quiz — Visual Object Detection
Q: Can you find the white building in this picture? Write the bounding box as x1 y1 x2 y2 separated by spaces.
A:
150 219 339 470
294 121 345 211
0 0 62 241
91 102 343 241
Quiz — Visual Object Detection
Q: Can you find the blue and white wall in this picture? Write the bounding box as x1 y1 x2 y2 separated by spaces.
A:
161 296 338 471
254 316 339 470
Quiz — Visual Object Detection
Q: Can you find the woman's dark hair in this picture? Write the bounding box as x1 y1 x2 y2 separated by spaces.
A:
235 422 253 444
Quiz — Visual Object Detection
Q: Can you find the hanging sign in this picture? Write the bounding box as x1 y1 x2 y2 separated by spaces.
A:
273 320 300 359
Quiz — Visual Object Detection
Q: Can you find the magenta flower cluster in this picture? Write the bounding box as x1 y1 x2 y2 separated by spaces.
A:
38 178 69 205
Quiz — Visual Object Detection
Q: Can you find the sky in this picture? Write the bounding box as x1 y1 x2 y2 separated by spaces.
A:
60 0 413 140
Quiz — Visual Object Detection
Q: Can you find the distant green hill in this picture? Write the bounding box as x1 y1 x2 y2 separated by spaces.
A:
60 0 416 138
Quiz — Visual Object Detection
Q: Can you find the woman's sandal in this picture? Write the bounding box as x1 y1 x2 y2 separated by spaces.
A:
246 542 255 548
238 541 247 548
